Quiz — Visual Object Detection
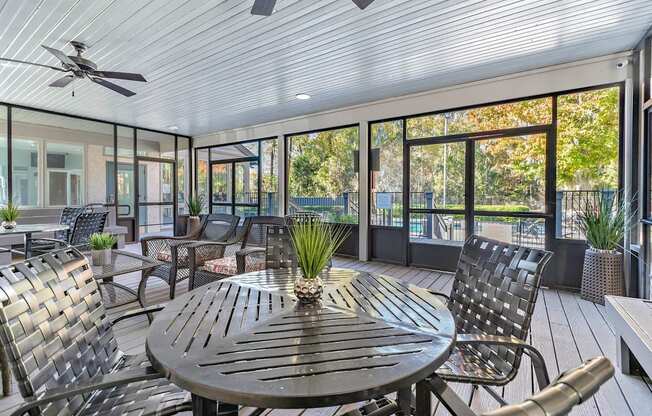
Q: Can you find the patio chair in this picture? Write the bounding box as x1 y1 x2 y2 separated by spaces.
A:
479 356 613 415
265 225 297 269
140 213 239 300
188 216 285 289
431 235 553 405
11 207 85 256
31 211 108 255
0 247 191 415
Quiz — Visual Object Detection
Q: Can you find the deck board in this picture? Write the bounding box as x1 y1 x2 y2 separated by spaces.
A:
0 250 650 416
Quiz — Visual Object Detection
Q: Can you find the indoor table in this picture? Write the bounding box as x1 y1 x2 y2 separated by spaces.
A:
147 268 472 416
0 223 68 259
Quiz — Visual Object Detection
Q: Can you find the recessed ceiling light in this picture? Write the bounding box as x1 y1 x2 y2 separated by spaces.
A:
296 93 311 100
167 125 179 131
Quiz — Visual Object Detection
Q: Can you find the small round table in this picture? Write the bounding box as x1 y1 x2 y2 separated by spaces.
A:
0 223 69 259
146 268 456 416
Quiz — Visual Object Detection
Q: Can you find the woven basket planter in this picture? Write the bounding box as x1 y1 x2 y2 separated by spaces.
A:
580 248 623 305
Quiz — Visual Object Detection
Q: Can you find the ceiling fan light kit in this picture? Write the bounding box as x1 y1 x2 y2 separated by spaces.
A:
0 40 147 97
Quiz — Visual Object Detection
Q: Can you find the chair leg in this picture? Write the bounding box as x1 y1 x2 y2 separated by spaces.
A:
524 348 551 390
480 386 508 406
468 385 477 407
0 343 11 396
427 376 477 416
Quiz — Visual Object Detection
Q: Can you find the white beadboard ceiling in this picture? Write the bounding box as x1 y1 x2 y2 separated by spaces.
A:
0 0 650 137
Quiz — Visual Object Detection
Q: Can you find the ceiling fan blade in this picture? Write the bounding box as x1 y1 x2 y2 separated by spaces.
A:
0 57 66 71
90 77 136 97
92 70 147 82
251 0 277 16
352 0 375 9
42 45 80 70
49 75 75 87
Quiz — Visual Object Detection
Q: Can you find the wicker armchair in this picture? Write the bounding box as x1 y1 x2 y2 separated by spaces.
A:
31 211 108 255
188 216 286 289
140 213 239 301
0 247 191 415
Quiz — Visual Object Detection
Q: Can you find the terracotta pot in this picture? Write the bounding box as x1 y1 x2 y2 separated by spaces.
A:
187 216 201 235
580 248 623 305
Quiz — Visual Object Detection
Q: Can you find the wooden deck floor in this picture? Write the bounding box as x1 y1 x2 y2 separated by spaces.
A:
1 250 650 416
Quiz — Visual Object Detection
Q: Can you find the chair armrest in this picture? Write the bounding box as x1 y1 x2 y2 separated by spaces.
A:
29 238 69 246
236 247 265 257
236 247 265 274
10 367 162 416
111 304 165 325
456 334 551 388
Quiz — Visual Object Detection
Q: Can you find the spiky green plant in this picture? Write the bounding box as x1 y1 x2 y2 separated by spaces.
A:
0 202 20 222
186 194 206 217
88 233 117 250
289 221 350 280
577 192 635 251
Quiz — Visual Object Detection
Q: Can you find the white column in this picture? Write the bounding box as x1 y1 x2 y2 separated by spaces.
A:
277 135 286 216
358 122 369 261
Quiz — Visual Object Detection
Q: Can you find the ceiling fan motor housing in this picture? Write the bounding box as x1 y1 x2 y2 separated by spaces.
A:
68 55 97 72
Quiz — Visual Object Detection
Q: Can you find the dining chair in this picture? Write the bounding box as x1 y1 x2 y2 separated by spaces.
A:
0 247 192 416
188 216 286 289
31 211 108 255
140 213 239 300
479 356 613 415
433 235 553 405
265 225 297 269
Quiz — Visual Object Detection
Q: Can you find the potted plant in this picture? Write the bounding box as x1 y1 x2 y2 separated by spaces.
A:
89 232 117 266
0 202 20 229
185 194 206 235
288 220 349 303
577 193 633 304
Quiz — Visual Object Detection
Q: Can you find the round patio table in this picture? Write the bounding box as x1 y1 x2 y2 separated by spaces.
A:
0 223 68 258
146 268 456 416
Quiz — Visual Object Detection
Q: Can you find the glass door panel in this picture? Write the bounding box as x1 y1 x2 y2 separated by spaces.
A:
137 159 175 238
235 161 258 205
212 163 232 204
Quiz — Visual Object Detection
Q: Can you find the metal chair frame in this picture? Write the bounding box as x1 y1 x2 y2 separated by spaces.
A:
0 247 191 416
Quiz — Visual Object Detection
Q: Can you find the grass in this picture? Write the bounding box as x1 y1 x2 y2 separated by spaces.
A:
289 221 350 280
89 233 117 250
0 202 20 223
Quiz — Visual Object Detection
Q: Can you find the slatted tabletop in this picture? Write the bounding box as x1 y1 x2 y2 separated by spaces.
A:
146 268 455 410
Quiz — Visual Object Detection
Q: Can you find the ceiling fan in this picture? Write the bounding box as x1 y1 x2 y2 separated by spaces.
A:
251 0 375 16
0 41 147 97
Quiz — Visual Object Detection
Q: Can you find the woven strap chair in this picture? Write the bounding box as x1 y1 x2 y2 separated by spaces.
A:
265 225 297 269
31 211 108 256
432 235 553 405
188 216 286 289
140 213 239 301
0 247 191 416
480 357 613 416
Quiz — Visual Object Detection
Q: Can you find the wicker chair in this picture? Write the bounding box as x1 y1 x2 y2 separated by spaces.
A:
140 213 239 301
0 247 191 415
31 211 108 254
188 216 286 289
